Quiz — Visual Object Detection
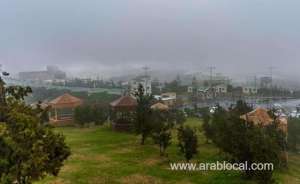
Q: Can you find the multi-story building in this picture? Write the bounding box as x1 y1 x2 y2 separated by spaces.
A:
242 86 258 95
130 75 152 95
19 66 66 82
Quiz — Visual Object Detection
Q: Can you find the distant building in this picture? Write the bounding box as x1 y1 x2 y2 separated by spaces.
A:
19 66 66 82
260 76 272 88
242 86 258 95
214 84 227 94
187 86 214 100
130 75 152 95
187 84 227 99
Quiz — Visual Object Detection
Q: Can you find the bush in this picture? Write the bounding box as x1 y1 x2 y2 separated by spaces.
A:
74 104 109 126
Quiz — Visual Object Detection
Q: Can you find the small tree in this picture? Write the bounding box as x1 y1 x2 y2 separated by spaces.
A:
134 84 154 145
177 126 198 162
151 110 173 156
200 108 213 143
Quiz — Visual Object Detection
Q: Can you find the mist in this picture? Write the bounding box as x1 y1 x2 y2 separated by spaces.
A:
1 0 300 79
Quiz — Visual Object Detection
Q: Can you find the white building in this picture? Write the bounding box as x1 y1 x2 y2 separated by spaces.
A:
130 76 152 95
214 84 227 94
242 86 258 94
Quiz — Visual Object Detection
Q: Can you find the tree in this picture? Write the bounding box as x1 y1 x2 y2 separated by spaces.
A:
74 104 109 127
288 118 300 152
200 107 213 143
0 72 70 184
174 109 186 125
177 126 198 162
151 110 174 156
134 84 154 145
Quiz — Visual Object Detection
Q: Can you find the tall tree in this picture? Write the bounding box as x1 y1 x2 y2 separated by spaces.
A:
134 84 154 145
151 110 173 156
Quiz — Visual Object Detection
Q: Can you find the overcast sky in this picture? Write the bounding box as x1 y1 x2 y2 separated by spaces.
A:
1 0 300 78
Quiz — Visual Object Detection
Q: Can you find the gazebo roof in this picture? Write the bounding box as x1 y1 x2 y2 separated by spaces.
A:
49 93 83 109
110 95 137 111
240 108 273 126
151 102 169 111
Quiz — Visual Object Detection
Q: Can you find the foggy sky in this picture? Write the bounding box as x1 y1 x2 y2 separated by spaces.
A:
1 0 300 78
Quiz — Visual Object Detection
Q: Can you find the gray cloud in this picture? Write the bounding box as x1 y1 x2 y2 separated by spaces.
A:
1 0 300 78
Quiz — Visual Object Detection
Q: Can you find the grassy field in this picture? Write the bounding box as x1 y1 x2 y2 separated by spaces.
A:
37 118 300 184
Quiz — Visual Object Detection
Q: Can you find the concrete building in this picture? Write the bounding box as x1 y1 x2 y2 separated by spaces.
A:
214 84 227 94
130 75 152 95
242 86 258 95
19 66 66 82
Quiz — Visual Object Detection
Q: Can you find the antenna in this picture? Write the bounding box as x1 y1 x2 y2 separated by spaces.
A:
268 66 276 108
207 66 216 87
142 66 150 78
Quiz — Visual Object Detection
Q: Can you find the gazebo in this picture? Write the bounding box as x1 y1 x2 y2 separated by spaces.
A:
49 93 83 125
110 95 137 131
240 108 273 127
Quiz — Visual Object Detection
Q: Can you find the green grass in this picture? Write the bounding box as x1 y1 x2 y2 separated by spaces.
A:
36 118 299 184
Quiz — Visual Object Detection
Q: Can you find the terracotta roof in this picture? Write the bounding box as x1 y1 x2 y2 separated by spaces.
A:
110 96 137 111
49 93 83 108
151 102 169 111
240 108 273 126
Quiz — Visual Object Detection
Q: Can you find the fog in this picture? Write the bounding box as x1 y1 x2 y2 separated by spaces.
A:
1 0 300 79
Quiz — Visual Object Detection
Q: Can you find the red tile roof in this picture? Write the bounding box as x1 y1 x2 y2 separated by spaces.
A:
49 93 83 108
110 96 137 111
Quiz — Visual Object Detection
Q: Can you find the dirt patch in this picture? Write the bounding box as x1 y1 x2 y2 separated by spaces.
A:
60 164 79 173
143 157 163 166
120 174 163 184
112 147 133 154
174 181 193 184
88 176 115 184
49 179 71 184
71 153 111 162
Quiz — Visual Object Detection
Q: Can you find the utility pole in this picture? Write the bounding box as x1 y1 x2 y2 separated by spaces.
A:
208 66 216 88
269 66 275 95
142 66 150 94
268 66 276 108
142 66 150 78
208 66 216 100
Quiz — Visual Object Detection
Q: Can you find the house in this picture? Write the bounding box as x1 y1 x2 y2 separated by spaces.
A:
242 86 258 94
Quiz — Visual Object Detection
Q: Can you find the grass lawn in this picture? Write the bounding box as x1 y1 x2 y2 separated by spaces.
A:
37 118 300 184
